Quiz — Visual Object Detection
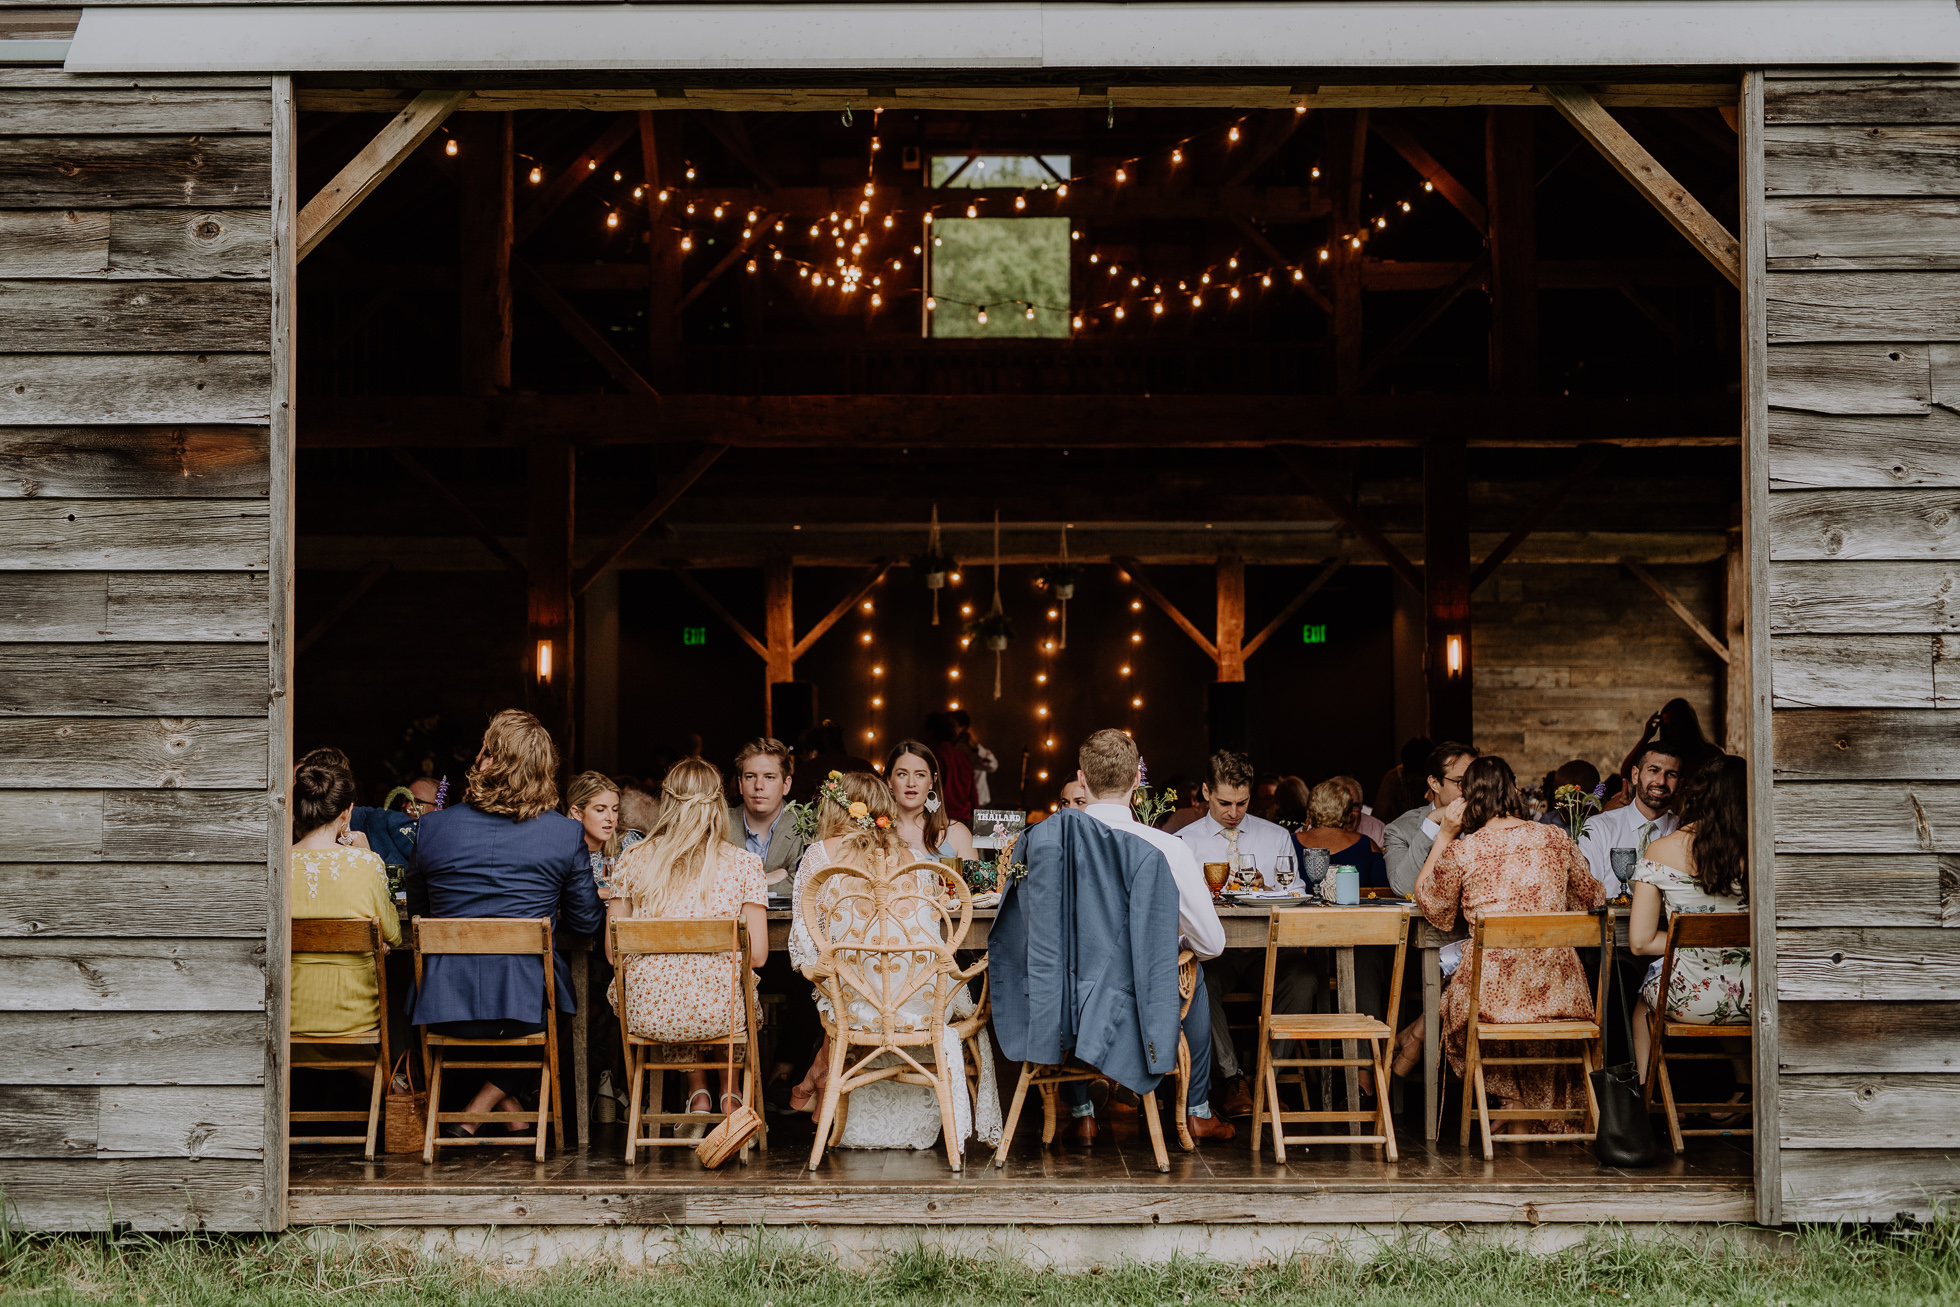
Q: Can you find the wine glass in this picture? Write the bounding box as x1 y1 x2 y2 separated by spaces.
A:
1274 855 1297 895
1203 861 1231 898
1239 852 1260 891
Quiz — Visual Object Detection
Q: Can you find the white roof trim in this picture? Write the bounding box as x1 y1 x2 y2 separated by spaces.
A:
66 2 1960 75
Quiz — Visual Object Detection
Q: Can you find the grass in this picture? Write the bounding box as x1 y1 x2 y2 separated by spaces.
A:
2 1216 1958 1306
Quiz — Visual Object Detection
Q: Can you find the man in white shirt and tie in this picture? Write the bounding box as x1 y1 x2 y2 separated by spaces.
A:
1579 743 1683 896
1177 749 1320 1119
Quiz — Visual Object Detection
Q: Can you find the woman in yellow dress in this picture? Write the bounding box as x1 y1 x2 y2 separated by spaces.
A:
291 761 402 1040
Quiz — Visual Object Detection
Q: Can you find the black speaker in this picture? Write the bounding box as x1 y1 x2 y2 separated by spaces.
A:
770 681 818 745
1206 681 1248 754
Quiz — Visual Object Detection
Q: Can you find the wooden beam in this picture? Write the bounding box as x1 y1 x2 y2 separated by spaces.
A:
1113 557 1218 662
385 447 527 575
626 183 1330 224
296 90 467 261
1424 435 1473 740
1354 252 1488 392
1231 217 1332 315
1215 554 1246 681
671 566 768 660
525 437 576 753
763 553 795 685
1542 84 1742 289
1327 109 1369 394
1623 558 1731 664
515 113 639 244
792 560 894 661
1468 443 1613 591
1723 525 1747 753
296 561 390 658
699 112 782 189
457 112 513 394
674 211 776 315
1224 108 1305 187
640 112 684 390
1486 107 1539 394
512 259 660 397
1370 121 1487 233
1243 552 1347 659
1270 448 1424 593
572 444 726 595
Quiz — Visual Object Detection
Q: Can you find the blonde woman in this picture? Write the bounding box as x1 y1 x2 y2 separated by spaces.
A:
784 771 999 1149
606 759 767 1123
564 770 621 885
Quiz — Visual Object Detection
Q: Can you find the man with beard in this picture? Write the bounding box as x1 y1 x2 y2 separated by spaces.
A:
1578 741 1683 897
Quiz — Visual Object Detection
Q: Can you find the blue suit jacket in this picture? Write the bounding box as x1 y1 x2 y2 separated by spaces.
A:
405 804 604 1026
988 809 1182 1094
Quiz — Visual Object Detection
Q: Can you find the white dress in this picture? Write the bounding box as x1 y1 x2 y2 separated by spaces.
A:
789 840 1001 1151
1632 857 1752 1024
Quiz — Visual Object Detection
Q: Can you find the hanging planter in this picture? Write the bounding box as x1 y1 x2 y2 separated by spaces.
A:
1036 527 1082 648
916 503 956 625
968 510 1011 698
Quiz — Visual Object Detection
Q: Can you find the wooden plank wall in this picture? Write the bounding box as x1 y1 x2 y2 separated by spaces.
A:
0 70 284 1231
1764 68 1960 1224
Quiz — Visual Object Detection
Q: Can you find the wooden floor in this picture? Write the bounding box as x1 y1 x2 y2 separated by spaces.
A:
287 1109 1754 1226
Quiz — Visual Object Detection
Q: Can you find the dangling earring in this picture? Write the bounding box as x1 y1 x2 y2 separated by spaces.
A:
924 791 942 814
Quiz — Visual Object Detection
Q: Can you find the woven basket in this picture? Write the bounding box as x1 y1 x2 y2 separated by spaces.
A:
383 1054 428 1155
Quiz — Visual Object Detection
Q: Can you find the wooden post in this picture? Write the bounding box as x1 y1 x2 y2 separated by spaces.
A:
583 569 620 774
1724 525 1748 754
458 112 513 394
1423 435 1473 741
1485 107 1538 394
527 437 575 761
1326 110 1369 393
640 111 684 391
763 553 794 733
1215 554 1246 682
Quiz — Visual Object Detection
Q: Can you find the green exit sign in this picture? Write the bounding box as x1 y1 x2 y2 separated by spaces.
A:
682 626 707 646
1301 623 1327 644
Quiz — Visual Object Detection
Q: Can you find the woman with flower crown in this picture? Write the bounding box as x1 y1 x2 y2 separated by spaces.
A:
781 770 1000 1150
605 758 769 1133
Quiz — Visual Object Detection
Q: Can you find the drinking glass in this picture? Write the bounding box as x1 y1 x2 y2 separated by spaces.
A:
1239 852 1260 889
1203 861 1231 898
1273 855 1297 894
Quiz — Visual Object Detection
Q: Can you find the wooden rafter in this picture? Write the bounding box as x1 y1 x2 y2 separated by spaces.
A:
1270 448 1424 593
1355 252 1489 392
1231 217 1333 315
512 259 660 397
699 113 782 189
573 445 727 594
1623 558 1731 664
1468 444 1613 590
1542 85 1741 289
385 448 526 575
1113 557 1218 662
296 561 391 658
1224 108 1306 187
671 566 769 660
1371 121 1487 233
1243 552 1347 659
792 560 895 661
515 113 639 243
674 211 778 315
297 90 467 261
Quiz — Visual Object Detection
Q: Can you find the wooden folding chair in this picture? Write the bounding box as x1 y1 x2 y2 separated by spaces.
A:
289 916 391 1159
413 916 562 1163
610 916 768 1162
1459 910 1612 1161
995 951 1198 1173
1643 911 1754 1154
804 857 987 1172
1250 908 1408 1162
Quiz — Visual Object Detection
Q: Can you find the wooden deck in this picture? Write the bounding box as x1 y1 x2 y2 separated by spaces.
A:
287 1113 1753 1226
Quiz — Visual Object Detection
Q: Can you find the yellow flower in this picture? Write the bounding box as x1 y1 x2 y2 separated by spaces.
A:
829 770 843 780
848 801 869 819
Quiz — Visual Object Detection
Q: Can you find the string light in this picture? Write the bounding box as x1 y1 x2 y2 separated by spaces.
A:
605 211 619 229
680 235 692 251
529 166 543 184
613 170 623 182
1228 124 1241 142
445 138 458 157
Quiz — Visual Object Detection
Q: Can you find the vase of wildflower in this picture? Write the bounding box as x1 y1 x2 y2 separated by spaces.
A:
1553 782 1607 844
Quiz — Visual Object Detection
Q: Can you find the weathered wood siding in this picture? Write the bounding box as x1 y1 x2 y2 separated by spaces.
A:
0 70 288 1232
1765 69 1960 1224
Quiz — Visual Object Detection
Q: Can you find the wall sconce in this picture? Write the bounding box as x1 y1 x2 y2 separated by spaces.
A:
1445 633 1464 679
536 639 554 685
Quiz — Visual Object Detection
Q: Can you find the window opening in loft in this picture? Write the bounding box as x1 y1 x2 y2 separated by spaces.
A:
929 154 1071 190
927 217 1072 339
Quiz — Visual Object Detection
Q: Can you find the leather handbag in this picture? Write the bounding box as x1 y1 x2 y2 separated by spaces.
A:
1589 907 1663 1168
696 933 762 1169
382 1052 428 1155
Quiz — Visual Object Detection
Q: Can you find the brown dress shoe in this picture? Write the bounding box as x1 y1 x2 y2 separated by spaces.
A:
1217 1078 1255 1118
1072 1115 1098 1145
1187 1112 1237 1143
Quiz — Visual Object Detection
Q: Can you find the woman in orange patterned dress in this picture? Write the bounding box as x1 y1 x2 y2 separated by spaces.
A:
1414 756 1606 1132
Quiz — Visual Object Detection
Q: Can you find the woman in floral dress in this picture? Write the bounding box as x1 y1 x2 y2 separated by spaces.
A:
606 759 768 1129
1414 756 1606 1134
1629 754 1751 1087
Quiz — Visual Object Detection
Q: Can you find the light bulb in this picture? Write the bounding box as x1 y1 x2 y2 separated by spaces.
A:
961 604 972 616
872 665 883 675
1132 697 1143 708
742 228 751 239
1318 249 1329 262
1036 672 1048 683
950 668 960 679
1048 609 1059 619
1120 665 1131 675
1045 739 1055 749
884 216 894 229
613 170 623 182
1296 104 1308 114
1262 275 1272 287
1025 307 1036 321
658 189 669 202
1114 167 1127 182
923 212 933 224
949 700 960 710
977 308 988 325
798 267 808 278
1037 707 1048 717
1015 195 1027 210
1172 148 1183 163
1424 180 1435 191
1038 769 1050 782
1228 125 1241 142
632 186 644 199
871 293 881 307
872 696 883 707
530 167 544 184
1114 306 1126 320
860 632 872 644
926 296 937 310
859 201 870 215
1153 302 1164 316
745 258 756 273
587 160 597 172
685 166 696 180
774 220 784 231
713 206 724 219
747 210 758 223
1191 295 1202 308
1377 216 1387 229
966 205 978 218
445 138 458 156
1401 201 1413 212
1089 253 1099 265
1058 184 1068 197
680 235 692 251
1108 265 1119 277
773 250 782 261
809 225 820 237
1201 273 1210 285
605 211 619 229
1230 287 1241 300
1071 314 1082 329
1131 633 1142 643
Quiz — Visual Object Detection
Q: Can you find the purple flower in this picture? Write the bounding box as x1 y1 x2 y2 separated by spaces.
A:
433 777 449 810
1138 760 1149 784
1591 782 1607 798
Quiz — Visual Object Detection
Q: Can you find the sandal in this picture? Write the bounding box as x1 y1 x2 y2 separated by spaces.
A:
680 1089 713 1140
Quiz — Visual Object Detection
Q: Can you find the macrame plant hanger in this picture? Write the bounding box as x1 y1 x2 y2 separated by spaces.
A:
926 503 945 626
1056 525 1070 650
989 511 1005 700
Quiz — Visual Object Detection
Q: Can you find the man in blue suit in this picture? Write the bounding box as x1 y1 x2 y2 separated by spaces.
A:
406 710 604 1139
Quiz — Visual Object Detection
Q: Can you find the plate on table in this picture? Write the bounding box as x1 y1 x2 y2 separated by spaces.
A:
1225 890 1313 907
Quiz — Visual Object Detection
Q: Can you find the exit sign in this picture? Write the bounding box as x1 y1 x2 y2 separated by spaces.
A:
682 626 707 646
1301 623 1327 644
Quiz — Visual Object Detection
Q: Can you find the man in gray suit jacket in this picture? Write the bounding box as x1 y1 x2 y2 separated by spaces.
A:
723 738 807 882
1383 740 1477 896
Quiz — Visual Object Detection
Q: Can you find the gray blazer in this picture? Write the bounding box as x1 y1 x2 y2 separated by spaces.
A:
722 803 806 875
1384 806 1438 897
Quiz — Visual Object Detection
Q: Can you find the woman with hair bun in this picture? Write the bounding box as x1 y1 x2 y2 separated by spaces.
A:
1413 755 1606 1134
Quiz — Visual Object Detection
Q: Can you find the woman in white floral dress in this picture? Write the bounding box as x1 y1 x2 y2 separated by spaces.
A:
606 759 768 1130
1627 754 1751 1087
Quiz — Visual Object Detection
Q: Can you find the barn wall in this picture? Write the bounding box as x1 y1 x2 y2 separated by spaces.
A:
0 70 288 1231
1762 68 1960 1224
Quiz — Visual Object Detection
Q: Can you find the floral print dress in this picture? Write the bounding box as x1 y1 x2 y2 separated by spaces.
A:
1414 820 1606 1127
1632 857 1752 1024
610 846 766 1043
